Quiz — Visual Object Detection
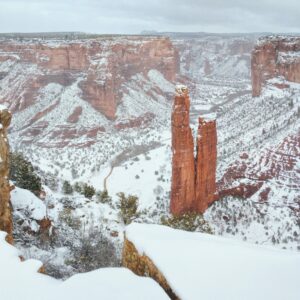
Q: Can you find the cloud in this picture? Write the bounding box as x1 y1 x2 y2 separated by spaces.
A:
0 0 299 33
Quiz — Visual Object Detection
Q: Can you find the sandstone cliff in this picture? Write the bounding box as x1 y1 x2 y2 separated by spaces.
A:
251 36 300 96
0 106 13 243
0 36 178 119
170 86 217 215
122 238 178 300
218 133 300 201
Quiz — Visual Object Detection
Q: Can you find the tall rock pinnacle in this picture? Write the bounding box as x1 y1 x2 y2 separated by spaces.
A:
170 86 218 215
195 117 217 212
170 86 195 215
0 106 13 243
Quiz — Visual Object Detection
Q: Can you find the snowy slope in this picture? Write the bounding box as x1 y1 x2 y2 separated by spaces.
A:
0 231 169 300
126 223 300 300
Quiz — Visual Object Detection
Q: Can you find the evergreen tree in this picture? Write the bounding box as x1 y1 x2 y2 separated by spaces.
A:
116 192 139 225
82 183 95 199
96 190 112 204
10 152 42 196
74 182 82 193
62 180 73 195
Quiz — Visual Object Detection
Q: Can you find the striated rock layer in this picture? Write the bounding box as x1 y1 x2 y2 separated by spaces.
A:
218 133 300 203
0 36 178 119
170 86 217 215
0 107 13 243
252 36 300 96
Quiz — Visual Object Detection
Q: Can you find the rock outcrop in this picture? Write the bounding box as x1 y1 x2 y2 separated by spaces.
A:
195 118 217 212
0 106 13 243
122 237 179 300
170 86 217 215
0 36 178 119
218 133 300 202
251 36 300 96
170 86 195 214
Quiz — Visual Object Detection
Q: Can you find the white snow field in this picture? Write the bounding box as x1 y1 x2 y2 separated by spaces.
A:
126 223 300 300
0 232 169 300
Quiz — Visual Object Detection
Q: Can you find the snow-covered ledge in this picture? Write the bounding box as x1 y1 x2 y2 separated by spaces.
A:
0 231 169 300
124 223 300 300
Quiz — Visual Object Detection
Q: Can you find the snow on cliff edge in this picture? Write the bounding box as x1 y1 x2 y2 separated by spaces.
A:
126 223 300 300
0 231 169 300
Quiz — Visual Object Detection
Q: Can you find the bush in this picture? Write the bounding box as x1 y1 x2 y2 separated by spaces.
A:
96 190 112 204
66 226 120 273
116 192 139 225
82 184 95 199
58 207 81 230
62 180 73 195
10 152 42 196
161 212 214 234
74 182 82 193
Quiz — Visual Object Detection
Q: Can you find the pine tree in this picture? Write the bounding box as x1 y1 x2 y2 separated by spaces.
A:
74 182 82 193
82 184 95 199
10 152 42 196
116 192 139 225
62 180 73 195
96 190 112 204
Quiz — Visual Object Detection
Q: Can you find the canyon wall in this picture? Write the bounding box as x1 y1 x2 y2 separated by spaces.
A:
252 36 300 96
170 86 217 215
0 106 13 243
0 36 178 119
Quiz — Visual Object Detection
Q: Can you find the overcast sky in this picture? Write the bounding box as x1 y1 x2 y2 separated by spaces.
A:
0 0 299 34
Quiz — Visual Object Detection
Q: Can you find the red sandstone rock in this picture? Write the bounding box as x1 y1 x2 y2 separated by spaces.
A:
67 106 83 123
0 37 178 119
251 36 300 96
218 134 300 200
0 107 13 243
114 113 155 131
240 153 249 159
170 86 218 215
170 86 195 215
195 118 218 212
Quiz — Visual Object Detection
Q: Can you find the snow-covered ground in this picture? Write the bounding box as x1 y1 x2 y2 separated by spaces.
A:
2 34 299 284
126 223 300 300
0 230 169 300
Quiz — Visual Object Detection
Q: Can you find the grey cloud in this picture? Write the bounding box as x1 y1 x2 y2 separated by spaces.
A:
0 0 299 33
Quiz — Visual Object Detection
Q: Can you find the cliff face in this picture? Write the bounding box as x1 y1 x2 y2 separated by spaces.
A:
173 34 256 81
218 133 300 202
0 36 178 148
0 106 13 243
0 37 178 119
170 86 218 215
170 86 195 214
195 118 217 212
122 238 178 300
251 36 300 96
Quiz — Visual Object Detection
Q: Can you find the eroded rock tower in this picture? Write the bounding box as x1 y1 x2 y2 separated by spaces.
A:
170 86 217 215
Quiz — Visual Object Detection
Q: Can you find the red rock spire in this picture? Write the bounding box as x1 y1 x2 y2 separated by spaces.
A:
170 85 195 215
195 117 218 212
170 86 218 215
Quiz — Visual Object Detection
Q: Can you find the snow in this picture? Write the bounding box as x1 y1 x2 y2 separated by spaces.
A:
126 223 300 300
105 144 171 210
0 231 169 300
11 187 47 221
0 104 8 111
